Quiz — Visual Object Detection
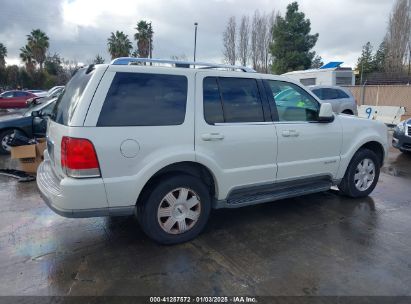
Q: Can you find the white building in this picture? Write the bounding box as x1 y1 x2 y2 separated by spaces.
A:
282 62 355 86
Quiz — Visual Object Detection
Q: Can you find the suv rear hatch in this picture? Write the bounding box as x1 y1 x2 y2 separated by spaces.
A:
47 65 105 178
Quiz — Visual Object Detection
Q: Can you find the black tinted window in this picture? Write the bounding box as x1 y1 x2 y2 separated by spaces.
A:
52 67 92 125
203 77 224 124
97 72 187 126
336 89 349 99
311 89 323 100
322 88 339 100
15 91 28 97
218 77 264 123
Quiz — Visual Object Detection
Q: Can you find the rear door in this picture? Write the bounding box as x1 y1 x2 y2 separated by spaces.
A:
195 72 278 200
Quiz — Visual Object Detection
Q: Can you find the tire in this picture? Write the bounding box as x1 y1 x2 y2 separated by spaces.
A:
342 110 354 115
339 148 380 198
0 129 15 155
139 175 211 245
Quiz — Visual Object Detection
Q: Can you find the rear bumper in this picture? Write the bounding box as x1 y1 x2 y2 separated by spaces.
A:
37 158 134 218
393 131 411 151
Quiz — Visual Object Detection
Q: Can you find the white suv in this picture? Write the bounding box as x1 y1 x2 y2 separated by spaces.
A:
37 58 388 244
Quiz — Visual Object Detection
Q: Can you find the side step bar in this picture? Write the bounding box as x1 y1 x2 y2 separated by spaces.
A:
213 177 333 209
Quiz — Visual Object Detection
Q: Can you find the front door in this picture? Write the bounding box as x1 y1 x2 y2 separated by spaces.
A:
195 72 278 200
264 79 342 182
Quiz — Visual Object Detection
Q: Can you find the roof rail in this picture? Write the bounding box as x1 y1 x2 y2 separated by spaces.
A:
110 57 256 73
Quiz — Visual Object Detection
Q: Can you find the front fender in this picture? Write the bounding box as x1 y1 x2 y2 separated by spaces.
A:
336 116 388 179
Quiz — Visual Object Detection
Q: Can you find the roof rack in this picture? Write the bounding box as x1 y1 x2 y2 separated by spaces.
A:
110 57 256 73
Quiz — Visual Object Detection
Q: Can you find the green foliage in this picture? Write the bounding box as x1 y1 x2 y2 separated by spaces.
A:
270 2 319 74
107 31 133 59
373 41 387 72
356 42 375 75
134 21 154 58
19 45 35 73
45 53 63 76
93 54 105 64
311 55 323 69
27 29 49 70
0 42 6 68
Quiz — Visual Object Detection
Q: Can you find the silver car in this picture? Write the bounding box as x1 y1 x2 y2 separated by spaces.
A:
309 85 358 115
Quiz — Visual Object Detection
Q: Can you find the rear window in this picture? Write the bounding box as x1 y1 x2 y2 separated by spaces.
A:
97 72 188 126
52 67 93 125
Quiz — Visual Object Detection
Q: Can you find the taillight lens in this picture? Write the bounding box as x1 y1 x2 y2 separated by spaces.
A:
61 136 101 178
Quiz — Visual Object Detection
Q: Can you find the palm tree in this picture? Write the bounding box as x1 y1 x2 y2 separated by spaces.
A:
107 31 133 59
134 21 154 58
19 45 36 73
0 43 7 68
27 29 49 70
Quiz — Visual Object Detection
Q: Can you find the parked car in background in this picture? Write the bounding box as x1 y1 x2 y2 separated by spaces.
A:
309 85 358 115
393 119 411 153
27 90 48 98
0 98 56 154
26 86 65 106
0 90 37 109
37 58 387 245
47 86 65 97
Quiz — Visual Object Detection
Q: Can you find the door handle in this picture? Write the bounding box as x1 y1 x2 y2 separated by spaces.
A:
282 130 299 137
201 133 225 141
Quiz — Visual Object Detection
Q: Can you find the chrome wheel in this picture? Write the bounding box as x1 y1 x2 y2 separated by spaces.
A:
157 187 201 235
1 133 13 152
354 158 375 192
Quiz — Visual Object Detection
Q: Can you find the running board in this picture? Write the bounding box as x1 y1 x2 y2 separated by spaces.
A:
213 177 333 209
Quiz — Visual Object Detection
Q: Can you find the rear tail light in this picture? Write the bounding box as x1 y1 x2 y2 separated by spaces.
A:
61 136 101 178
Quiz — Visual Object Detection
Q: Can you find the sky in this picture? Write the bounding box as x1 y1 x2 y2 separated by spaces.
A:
0 0 394 69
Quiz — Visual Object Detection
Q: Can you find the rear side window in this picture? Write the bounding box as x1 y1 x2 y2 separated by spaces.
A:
311 89 323 99
203 77 264 124
97 73 188 126
336 89 350 99
52 67 93 125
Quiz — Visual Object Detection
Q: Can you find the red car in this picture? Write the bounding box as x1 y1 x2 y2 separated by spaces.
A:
0 90 37 109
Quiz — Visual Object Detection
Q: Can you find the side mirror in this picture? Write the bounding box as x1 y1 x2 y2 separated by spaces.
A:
318 103 334 123
31 111 40 118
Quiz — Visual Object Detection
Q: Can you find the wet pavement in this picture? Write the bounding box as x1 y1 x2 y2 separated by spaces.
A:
0 145 410 296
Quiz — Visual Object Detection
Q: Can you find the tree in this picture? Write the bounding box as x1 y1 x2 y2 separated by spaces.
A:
311 55 323 69
134 21 154 58
0 43 6 68
356 42 375 79
107 31 133 59
27 29 49 70
223 16 236 65
45 53 63 76
270 2 319 74
373 41 387 72
93 54 105 64
237 15 250 66
385 0 411 72
250 11 260 70
19 45 36 73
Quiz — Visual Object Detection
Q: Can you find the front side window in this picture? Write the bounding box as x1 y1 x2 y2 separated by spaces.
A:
267 80 319 122
97 72 188 126
203 77 264 124
1 91 14 98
